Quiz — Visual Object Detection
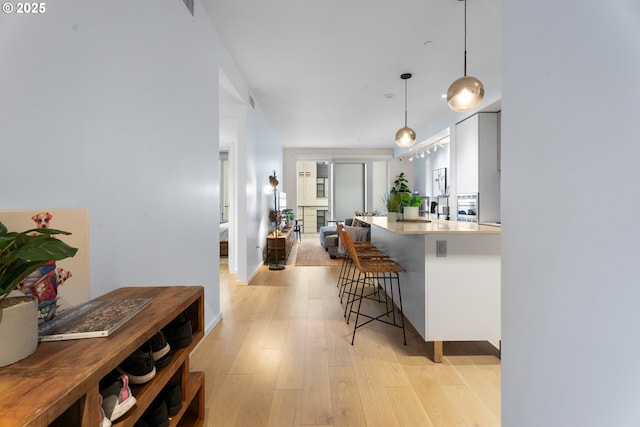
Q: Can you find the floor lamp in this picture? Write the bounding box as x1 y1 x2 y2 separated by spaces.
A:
268 171 285 271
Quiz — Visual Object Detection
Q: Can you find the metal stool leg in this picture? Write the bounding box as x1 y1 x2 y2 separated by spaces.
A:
395 272 407 345
349 270 406 346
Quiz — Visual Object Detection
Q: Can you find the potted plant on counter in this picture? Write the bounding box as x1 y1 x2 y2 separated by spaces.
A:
403 192 423 220
0 221 77 367
384 192 403 222
389 172 413 220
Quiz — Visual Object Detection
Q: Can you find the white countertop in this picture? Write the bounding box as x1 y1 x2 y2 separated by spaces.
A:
357 216 501 235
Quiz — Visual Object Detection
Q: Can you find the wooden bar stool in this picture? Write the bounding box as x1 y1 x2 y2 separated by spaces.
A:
335 224 388 306
340 225 406 345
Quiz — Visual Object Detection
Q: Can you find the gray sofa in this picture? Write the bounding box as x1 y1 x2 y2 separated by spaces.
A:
320 219 371 259
319 219 351 258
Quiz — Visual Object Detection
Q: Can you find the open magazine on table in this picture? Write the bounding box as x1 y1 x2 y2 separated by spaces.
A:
38 297 152 342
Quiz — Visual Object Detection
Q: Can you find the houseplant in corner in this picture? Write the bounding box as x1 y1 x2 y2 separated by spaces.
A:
0 221 77 367
389 172 412 220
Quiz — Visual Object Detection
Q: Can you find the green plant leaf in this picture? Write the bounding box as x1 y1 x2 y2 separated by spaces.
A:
12 238 77 262
390 172 411 196
409 194 423 207
0 260 47 296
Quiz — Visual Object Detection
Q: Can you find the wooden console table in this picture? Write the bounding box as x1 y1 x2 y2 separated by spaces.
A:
0 286 205 427
265 225 295 263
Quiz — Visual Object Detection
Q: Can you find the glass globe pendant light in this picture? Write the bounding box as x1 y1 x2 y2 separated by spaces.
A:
447 0 484 112
395 73 416 148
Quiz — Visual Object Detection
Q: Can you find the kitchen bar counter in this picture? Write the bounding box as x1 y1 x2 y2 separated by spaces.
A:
356 216 501 362
363 215 501 235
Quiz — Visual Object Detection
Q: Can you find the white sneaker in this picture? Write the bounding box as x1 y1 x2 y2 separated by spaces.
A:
100 374 136 422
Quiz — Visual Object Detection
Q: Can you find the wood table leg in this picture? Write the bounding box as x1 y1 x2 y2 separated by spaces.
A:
433 341 443 363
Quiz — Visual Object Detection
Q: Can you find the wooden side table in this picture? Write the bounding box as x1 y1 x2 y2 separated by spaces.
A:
266 232 286 263
265 226 294 264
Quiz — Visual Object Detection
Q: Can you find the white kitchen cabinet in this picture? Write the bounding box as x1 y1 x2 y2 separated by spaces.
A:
455 112 501 223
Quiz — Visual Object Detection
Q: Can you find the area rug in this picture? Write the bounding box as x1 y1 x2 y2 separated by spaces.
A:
294 239 342 266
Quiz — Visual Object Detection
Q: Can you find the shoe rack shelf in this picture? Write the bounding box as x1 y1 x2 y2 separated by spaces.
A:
0 286 205 427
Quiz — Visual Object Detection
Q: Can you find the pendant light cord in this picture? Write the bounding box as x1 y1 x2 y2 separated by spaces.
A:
463 0 468 76
404 78 408 126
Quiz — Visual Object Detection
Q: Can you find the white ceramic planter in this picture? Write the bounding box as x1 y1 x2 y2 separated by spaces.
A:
403 206 419 220
0 296 38 367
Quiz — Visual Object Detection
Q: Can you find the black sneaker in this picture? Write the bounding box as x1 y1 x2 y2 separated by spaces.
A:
145 331 171 369
163 313 193 349
117 348 156 384
163 383 183 417
141 395 169 427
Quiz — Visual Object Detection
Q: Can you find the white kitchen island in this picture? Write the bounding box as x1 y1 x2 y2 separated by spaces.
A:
357 216 501 362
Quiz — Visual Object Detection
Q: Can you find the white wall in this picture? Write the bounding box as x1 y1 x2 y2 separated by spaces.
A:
419 144 450 198
372 161 388 212
241 102 282 282
0 0 280 331
502 1 640 426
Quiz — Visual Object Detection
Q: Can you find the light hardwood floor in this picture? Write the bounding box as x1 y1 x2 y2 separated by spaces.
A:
191 242 501 427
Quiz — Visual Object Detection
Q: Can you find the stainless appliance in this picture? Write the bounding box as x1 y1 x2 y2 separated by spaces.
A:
457 193 479 223
418 196 430 217
437 195 450 220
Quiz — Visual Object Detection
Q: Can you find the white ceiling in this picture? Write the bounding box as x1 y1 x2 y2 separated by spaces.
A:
202 0 502 150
